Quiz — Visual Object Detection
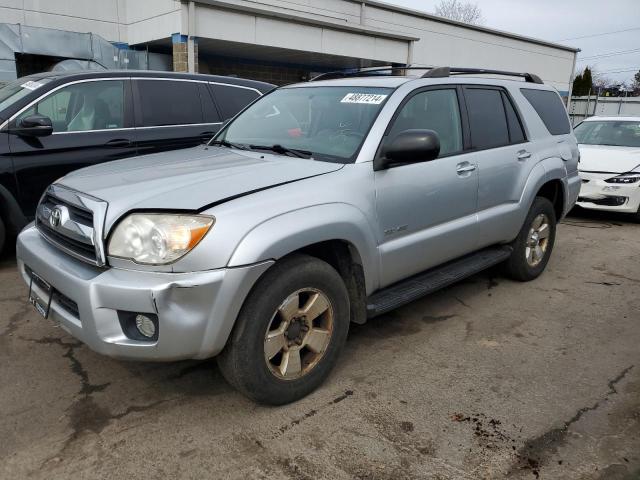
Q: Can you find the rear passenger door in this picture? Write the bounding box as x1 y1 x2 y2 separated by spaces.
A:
209 82 262 121
462 86 532 247
133 79 222 156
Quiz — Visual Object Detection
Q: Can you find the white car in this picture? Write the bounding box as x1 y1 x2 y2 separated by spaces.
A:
574 116 640 220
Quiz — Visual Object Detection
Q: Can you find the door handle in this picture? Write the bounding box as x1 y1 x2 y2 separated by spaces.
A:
517 150 532 161
105 138 132 147
456 163 477 175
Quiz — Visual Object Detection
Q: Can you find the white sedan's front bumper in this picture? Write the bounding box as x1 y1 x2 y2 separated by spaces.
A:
577 171 640 214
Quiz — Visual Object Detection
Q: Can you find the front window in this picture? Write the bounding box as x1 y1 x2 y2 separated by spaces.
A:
214 86 393 163
15 80 125 132
574 120 640 148
0 76 53 118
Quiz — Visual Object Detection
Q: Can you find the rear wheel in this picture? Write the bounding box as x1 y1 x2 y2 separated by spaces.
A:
503 197 556 281
217 254 350 405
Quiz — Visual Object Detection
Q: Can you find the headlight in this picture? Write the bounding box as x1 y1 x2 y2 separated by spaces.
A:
605 173 640 184
108 214 214 265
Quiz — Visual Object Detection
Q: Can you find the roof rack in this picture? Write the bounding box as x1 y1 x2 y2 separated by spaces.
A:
310 66 434 82
310 65 543 84
422 66 543 84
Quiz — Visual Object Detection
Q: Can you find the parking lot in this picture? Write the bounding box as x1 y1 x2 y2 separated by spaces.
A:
1 209 638 480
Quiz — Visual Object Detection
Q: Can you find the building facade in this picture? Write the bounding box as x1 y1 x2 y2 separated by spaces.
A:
0 0 578 94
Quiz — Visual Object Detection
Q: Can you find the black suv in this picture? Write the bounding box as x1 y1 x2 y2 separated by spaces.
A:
0 70 274 254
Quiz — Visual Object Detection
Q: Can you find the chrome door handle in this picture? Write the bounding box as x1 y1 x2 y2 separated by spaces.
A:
517 150 532 161
456 163 477 174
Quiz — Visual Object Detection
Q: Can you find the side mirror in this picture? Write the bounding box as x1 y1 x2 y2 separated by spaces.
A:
374 129 440 171
11 114 53 137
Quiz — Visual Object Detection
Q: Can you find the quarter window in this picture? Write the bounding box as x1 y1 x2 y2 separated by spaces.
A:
137 80 203 127
465 88 510 150
16 80 125 132
210 84 260 120
387 89 463 157
520 88 570 135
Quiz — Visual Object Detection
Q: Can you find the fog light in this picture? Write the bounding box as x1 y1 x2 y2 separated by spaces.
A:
135 314 156 338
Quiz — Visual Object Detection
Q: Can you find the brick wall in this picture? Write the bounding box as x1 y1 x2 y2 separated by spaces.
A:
199 58 311 85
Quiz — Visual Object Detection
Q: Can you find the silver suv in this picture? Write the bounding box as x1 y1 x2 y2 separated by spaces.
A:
16 66 581 404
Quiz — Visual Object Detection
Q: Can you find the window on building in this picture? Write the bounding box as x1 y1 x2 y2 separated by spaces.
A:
387 89 463 156
137 80 203 127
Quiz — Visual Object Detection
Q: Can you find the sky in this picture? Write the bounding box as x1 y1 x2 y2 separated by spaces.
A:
384 0 640 87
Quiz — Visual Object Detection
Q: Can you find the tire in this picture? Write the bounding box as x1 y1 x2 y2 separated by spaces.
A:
0 216 5 256
503 197 557 282
217 254 350 405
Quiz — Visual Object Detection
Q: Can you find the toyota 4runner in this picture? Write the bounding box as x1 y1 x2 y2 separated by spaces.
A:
16 66 581 404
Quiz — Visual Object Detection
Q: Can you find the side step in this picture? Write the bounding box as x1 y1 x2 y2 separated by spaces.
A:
366 246 512 318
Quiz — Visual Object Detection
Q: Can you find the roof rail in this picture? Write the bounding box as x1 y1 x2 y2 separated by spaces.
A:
310 65 543 84
423 67 543 84
310 66 434 81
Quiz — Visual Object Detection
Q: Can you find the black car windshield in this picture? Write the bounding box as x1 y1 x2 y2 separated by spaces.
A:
0 76 53 118
213 86 393 162
574 120 640 147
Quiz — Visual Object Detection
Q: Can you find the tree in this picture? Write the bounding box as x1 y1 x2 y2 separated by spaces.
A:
633 70 640 90
434 0 484 24
572 66 593 96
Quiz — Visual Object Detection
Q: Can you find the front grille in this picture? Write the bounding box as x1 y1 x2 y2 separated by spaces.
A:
41 194 94 226
38 221 98 262
578 196 627 206
35 187 105 266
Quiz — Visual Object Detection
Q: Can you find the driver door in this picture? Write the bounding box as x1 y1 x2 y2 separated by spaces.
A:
374 87 479 287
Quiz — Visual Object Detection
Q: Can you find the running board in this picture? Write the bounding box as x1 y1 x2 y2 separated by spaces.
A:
366 246 512 318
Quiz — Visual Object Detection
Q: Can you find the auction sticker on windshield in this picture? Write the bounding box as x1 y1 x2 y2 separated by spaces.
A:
20 80 45 91
341 93 388 104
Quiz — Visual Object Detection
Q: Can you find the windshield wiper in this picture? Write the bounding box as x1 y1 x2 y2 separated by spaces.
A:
209 139 249 150
249 144 312 159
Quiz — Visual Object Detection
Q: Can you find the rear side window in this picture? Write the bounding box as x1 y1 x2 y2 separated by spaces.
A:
520 88 570 135
210 84 260 120
501 92 526 144
464 88 509 150
137 80 203 127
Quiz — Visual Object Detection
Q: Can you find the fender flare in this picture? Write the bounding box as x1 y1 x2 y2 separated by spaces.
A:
227 203 380 294
517 157 567 226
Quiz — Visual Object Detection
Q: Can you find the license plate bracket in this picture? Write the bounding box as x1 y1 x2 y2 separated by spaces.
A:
28 270 53 319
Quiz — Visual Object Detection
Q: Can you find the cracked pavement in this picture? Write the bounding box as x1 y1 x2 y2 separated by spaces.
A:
1 209 639 479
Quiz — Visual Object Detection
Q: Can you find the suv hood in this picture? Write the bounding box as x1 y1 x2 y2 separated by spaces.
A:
578 144 640 174
58 146 343 228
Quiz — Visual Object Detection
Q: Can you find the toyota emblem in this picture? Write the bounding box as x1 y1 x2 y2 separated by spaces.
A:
49 207 62 228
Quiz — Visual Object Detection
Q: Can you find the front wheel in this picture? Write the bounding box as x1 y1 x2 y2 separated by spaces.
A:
217 254 350 405
503 197 557 282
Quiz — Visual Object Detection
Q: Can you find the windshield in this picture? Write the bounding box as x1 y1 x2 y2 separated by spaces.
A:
0 76 53 118
214 86 393 162
574 120 640 147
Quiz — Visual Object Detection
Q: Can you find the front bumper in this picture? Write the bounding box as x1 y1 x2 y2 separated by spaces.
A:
16 225 273 361
576 172 640 213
